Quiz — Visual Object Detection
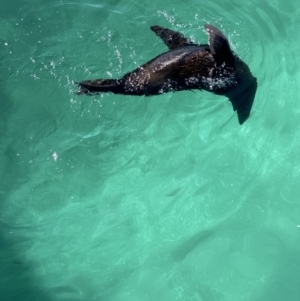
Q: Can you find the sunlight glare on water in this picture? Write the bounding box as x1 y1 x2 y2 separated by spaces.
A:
1 1 300 301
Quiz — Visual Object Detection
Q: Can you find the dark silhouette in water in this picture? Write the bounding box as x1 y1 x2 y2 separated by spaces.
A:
77 24 257 124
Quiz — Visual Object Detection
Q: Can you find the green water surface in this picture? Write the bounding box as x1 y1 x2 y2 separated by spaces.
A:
1 0 300 300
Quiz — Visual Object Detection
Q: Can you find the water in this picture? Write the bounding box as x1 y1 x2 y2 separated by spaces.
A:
1 0 300 300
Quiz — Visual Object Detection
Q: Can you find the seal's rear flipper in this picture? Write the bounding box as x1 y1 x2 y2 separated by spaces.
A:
77 79 122 95
205 24 235 67
227 77 257 124
150 25 195 50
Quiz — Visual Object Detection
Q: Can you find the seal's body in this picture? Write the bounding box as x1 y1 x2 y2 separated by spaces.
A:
77 24 257 124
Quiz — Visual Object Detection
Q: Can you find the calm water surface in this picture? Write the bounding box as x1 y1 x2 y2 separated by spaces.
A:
1 0 300 300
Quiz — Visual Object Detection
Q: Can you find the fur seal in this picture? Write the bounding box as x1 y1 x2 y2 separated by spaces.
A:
77 24 257 124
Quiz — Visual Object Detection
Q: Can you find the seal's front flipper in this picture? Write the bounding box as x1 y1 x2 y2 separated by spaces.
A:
77 79 123 95
150 25 195 50
227 77 257 124
205 24 235 67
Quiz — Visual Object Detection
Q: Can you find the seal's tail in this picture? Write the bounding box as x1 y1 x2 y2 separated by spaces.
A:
76 79 123 95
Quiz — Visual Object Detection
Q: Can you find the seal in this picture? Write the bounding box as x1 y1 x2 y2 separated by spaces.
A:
77 24 257 124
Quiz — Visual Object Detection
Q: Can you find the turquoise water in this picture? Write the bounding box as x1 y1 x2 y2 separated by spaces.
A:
1 0 300 300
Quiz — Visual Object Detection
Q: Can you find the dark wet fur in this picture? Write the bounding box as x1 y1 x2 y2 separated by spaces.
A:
77 24 257 124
